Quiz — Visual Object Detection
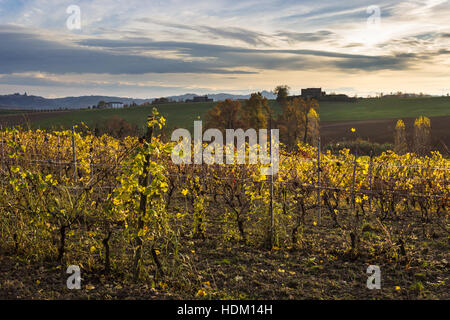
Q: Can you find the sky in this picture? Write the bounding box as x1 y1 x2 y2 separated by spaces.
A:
0 0 449 98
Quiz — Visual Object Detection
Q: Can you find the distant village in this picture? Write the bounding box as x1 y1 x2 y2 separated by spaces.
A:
151 95 213 105
90 95 213 110
97 89 358 109
89 89 438 110
3 89 438 111
95 89 355 110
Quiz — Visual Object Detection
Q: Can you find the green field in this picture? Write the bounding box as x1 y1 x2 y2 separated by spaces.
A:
318 96 450 122
32 102 217 132
0 109 28 115
6 96 450 132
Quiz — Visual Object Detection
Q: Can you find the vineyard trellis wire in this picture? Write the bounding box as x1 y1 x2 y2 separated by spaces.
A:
0 156 448 196
0 122 448 280
0 128 448 207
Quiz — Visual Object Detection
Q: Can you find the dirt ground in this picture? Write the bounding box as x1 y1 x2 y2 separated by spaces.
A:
1 213 448 300
320 116 450 154
0 110 73 129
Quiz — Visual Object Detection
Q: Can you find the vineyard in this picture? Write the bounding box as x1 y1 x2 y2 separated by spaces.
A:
0 111 448 299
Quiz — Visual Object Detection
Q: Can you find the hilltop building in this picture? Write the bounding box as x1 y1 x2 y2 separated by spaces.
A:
152 97 173 105
106 102 124 108
288 88 356 102
301 88 326 99
186 95 213 103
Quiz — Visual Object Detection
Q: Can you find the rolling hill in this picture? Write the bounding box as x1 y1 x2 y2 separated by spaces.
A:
0 96 448 131
0 91 276 110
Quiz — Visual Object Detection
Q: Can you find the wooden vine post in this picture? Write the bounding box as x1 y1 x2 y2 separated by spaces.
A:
133 115 154 280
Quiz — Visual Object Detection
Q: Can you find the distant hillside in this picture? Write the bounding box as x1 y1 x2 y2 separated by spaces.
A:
166 91 276 102
0 91 276 110
0 94 152 110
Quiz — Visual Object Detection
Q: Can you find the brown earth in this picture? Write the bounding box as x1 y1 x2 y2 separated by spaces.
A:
0 110 73 128
320 116 450 155
1 211 448 300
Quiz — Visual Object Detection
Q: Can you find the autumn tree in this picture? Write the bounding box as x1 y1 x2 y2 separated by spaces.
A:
274 85 290 104
205 99 242 131
277 98 304 148
306 108 320 145
277 97 320 149
413 116 431 155
394 119 408 154
240 92 270 130
302 98 319 144
204 93 274 134
95 116 139 138
97 100 107 108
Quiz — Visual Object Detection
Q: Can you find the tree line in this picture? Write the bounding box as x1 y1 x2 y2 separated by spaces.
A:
204 86 320 150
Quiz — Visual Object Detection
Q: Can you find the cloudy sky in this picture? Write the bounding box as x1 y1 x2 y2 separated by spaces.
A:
0 0 449 98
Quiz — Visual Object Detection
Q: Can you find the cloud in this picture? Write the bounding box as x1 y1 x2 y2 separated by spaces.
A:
137 18 338 46
276 1 396 27
0 24 422 79
275 30 336 42
78 37 420 71
342 43 364 48
0 0 449 97
200 26 269 46
436 49 450 55
0 27 254 75
0 73 205 98
0 74 67 87
136 18 271 46
333 54 419 71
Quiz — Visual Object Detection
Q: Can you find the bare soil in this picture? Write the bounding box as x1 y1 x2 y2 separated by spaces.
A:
1 213 448 300
320 116 450 154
